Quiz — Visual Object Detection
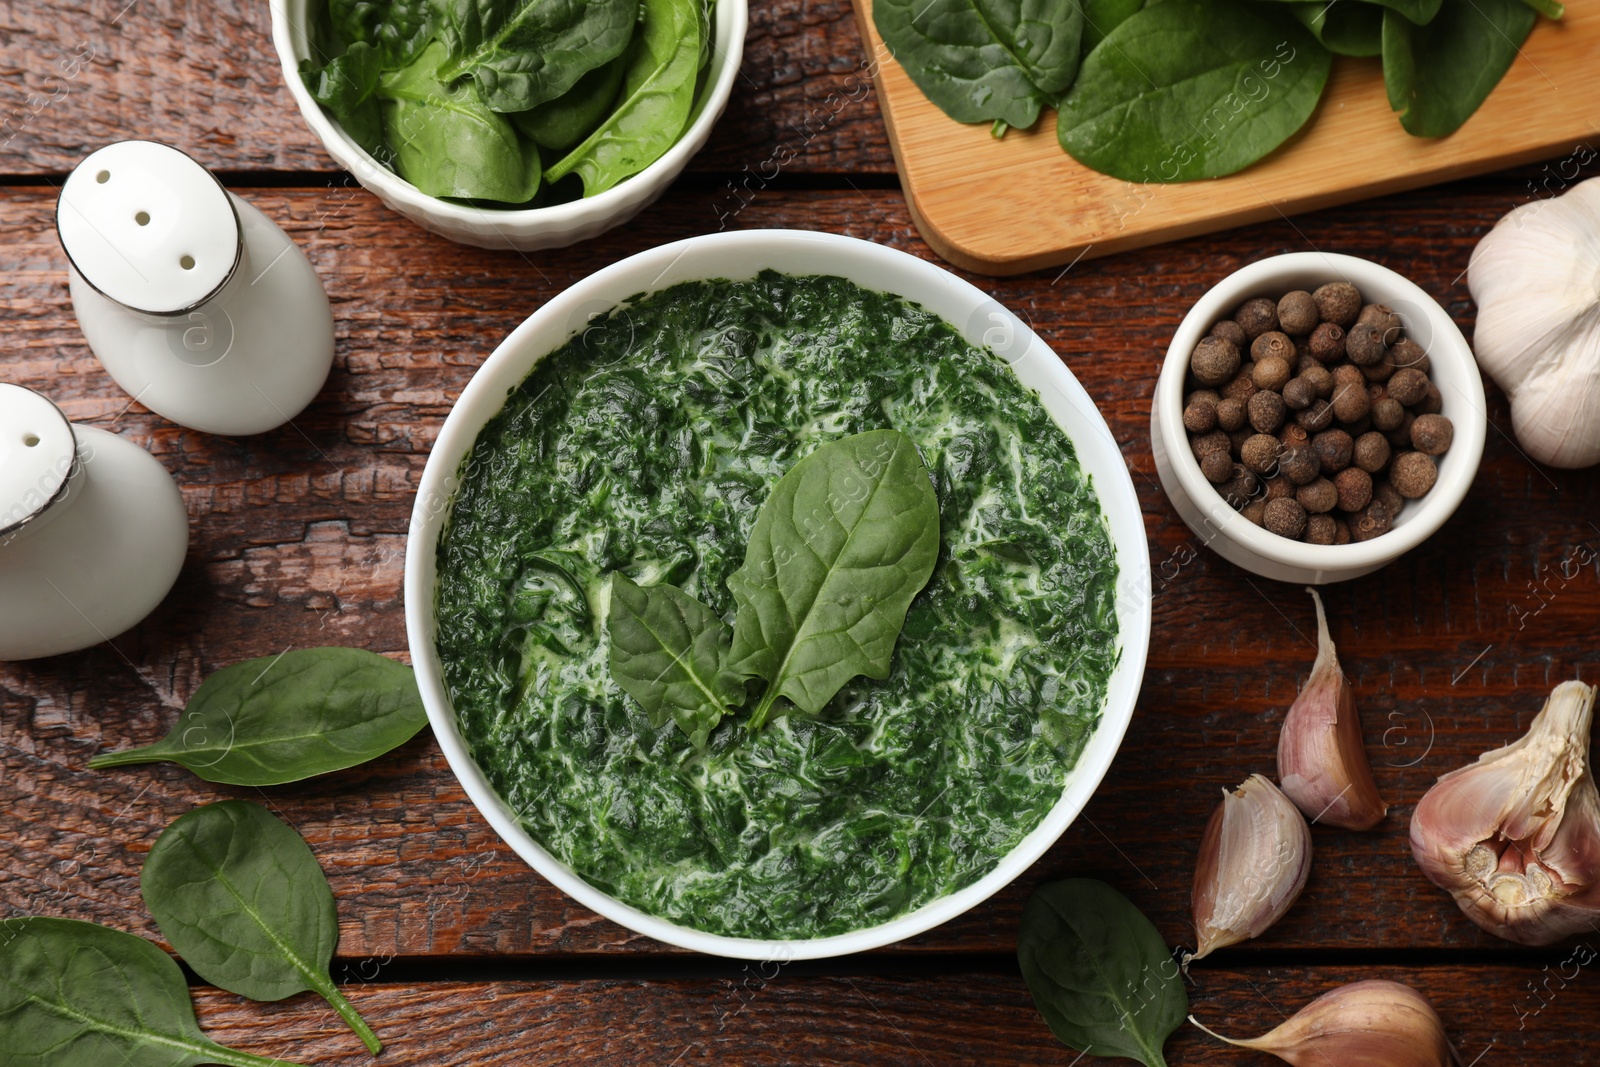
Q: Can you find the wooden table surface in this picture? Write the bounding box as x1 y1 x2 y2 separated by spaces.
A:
3 2 1598 1063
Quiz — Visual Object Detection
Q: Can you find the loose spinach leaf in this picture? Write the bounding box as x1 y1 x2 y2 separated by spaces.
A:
606 573 743 749
1058 0 1330 182
436 0 638 113
1082 0 1146 52
874 0 1084 130
141 800 381 1054
1018 879 1187 1067
89 647 427 785
544 0 703 195
1286 0 1383 55
0 917 309 1067
728 429 940 730
1381 0 1535 137
513 50 629 151
378 40 543 202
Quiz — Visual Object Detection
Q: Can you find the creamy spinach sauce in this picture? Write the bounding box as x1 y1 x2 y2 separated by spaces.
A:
435 272 1119 940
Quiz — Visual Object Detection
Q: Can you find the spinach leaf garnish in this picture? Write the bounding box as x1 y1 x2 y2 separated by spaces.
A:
544 0 704 195
728 429 941 729
88 647 427 785
1018 879 1187 1067
1381 0 1536 136
607 572 744 750
435 0 638 113
0 917 310 1067
141 800 382 1054
874 0 1084 131
1057 0 1330 182
604 429 940 744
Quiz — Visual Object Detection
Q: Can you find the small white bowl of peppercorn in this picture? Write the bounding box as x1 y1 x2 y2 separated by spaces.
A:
1151 253 1486 585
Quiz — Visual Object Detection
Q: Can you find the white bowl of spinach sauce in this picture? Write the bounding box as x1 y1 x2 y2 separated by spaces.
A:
406 230 1151 958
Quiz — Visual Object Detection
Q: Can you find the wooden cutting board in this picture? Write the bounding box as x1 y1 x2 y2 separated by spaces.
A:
851 0 1600 275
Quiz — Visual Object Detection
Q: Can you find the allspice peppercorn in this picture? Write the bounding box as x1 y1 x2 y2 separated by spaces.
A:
1241 433 1281 474
1218 466 1259 507
1357 303 1403 343
1410 413 1454 455
1300 363 1334 398
1191 336 1241 386
1209 320 1249 348
1263 497 1308 539
1201 449 1234 484
1248 389 1287 433
1391 451 1438 498
1352 431 1390 472
1253 354 1293 391
1312 428 1353 472
1333 518 1352 545
1221 371 1258 402
1305 513 1338 545
1279 444 1320 485
1297 477 1338 513
1308 322 1345 363
1277 290 1319 336
1279 422 1309 449
1312 281 1361 327
1386 410 1416 449
1388 338 1429 372
1419 383 1443 415
1252 331 1296 365
1387 366 1428 406
1373 479 1403 516
1351 499 1393 542
1295 398 1335 433
1241 499 1267 526
1359 359 1394 383
1371 396 1405 432
1215 396 1246 432
1344 321 1387 366
1264 475 1295 501
1183 398 1218 433
1331 365 1371 422
1235 297 1280 339
1281 375 1317 410
1334 466 1373 511
1191 429 1231 459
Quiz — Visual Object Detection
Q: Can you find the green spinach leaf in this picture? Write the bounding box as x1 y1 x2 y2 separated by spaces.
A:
141 800 381 1054
89 647 427 785
302 0 440 161
1057 0 1330 182
0 917 309 1067
1287 0 1383 55
513 50 629 151
380 40 543 202
324 0 439 69
1018 879 1187 1067
1381 0 1535 137
728 429 940 730
874 0 1084 130
606 573 743 749
1082 0 1146 52
436 0 638 113
544 0 703 195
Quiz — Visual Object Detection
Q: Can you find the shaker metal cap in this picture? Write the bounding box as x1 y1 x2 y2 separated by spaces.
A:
56 140 242 316
0 383 77 538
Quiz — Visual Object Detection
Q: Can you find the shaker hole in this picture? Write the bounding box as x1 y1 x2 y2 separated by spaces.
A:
179 254 195 270
135 210 150 226
23 434 40 448
95 170 110 184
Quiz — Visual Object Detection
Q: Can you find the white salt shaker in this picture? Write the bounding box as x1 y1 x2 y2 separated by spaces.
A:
0 384 189 661
57 140 334 436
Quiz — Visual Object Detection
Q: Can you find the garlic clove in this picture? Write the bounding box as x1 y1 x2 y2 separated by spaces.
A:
1191 979 1462 1066
1277 587 1388 830
1411 680 1600 945
1467 175 1600 469
1188 774 1311 962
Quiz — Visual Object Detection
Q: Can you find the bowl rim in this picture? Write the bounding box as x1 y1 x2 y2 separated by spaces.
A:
404 229 1152 959
268 0 749 226
1156 252 1487 569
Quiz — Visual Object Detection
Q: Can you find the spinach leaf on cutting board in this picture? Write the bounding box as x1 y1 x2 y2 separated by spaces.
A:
728 429 941 730
0 917 309 1067
1381 0 1537 137
89 646 427 785
544 0 704 195
874 0 1084 130
141 800 382 1054
1057 0 1330 182
607 572 745 750
436 0 639 113
1018 879 1187 1067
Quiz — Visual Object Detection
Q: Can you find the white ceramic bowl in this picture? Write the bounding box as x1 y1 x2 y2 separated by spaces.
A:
405 230 1152 959
1152 253 1487 586
270 0 747 250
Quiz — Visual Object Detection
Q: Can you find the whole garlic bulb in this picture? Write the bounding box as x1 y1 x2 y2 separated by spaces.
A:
1467 177 1600 468
1411 680 1600 945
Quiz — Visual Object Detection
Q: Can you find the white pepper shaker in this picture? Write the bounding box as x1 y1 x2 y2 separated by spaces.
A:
57 140 334 436
0 384 189 661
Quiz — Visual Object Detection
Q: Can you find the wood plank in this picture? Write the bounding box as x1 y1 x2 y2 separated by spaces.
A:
852 0 1600 275
169 964 1600 1063
0 0 893 178
3 179 1597 958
